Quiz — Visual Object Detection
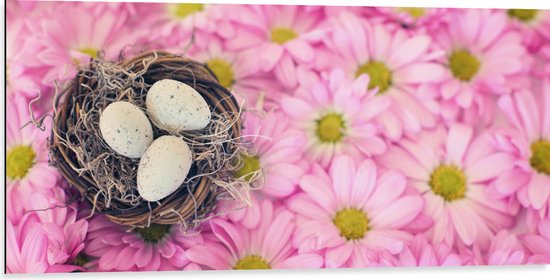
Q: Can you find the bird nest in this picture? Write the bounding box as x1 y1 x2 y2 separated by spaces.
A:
49 51 256 228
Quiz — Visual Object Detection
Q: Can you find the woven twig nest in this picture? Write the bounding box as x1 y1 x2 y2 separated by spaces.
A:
49 51 248 228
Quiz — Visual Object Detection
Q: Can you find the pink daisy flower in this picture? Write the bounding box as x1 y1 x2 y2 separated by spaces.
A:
317 12 446 140
233 110 307 198
506 8 550 52
28 3 134 83
133 3 233 48
6 95 59 222
6 13 42 97
280 69 388 167
289 155 424 268
83 215 203 272
7 190 88 273
189 35 282 106
378 234 462 267
225 5 325 89
523 219 550 264
495 81 550 214
187 198 323 270
482 230 527 265
373 7 448 30
430 9 528 119
377 124 515 249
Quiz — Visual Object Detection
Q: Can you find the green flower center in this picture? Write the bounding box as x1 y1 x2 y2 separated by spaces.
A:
530 140 550 175
429 165 467 201
508 9 538 23
270 27 298 44
355 61 392 93
333 208 369 241
234 255 271 270
448 50 480 82
397 7 426 19
134 224 171 243
316 113 346 143
7 145 36 180
167 3 204 19
207 58 235 88
234 154 261 182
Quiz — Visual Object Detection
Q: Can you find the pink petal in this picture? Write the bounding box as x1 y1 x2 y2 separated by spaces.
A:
285 39 314 63
261 210 294 261
370 196 424 229
393 63 446 84
446 124 473 164
275 254 323 269
465 153 515 183
325 243 353 268
528 173 550 209
448 203 478 245
280 96 315 118
299 174 336 212
388 35 431 69
260 43 284 71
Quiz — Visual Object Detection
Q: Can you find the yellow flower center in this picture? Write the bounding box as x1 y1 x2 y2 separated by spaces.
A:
333 208 369 241
270 27 298 44
167 3 204 19
134 224 171 243
77 47 99 59
508 9 538 23
234 255 271 270
429 165 467 201
530 140 550 175
448 50 480 82
397 7 426 19
7 145 36 180
73 253 89 267
355 61 392 93
234 154 261 182
316 113 346 143
207 58 235 88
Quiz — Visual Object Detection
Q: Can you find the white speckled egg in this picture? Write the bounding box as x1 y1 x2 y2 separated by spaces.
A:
146 79 211 133
137 135 193 202
99 101 153 158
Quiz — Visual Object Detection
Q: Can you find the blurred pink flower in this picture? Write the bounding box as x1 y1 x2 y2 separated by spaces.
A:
6 95 59 223
494 81 550 215
187 199 323 270
225 5 326 89
483 230 527 265
373 7 448 30
378 234 462 267
84 215 203 271
236 110 307 198
523 219 550 264
317 12 446 140
281 69 388 167
430 9 528 121
189 35 281 106
289 155 424 268
6 1 51 97
133 3 232 48
506 9 550 52
377 124 515 249
6 190 88 273
27 3 134 83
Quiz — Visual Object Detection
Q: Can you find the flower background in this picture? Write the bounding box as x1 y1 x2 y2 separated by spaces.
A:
5 0 550 273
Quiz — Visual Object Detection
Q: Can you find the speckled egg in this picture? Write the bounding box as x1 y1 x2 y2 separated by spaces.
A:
146 79 211 133
99 101 153 158
137 135 193 202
